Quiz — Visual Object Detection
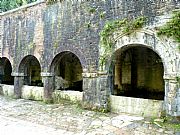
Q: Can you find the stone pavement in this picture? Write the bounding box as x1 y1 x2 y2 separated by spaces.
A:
0 95 179 135
0 115 73 135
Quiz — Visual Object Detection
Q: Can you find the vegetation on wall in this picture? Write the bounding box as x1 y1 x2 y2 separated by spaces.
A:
99 16 147 67
46 0 64 5
0 0 37 12
46 0 57 5
157 11 180 50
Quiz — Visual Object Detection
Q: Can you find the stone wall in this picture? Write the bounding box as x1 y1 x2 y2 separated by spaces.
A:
110 95 164 117
0 0 179 71
0 0 179 117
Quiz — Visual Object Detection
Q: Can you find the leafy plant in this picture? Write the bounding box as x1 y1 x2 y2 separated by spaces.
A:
89 8 96 14
99 11 105 20
157 11 180 50
99 16 147 67
46 0 64 5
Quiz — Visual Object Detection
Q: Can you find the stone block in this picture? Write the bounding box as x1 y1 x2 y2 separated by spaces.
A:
21 85 43 101
2 85 14 97
52 90 83 103
110 95 164 117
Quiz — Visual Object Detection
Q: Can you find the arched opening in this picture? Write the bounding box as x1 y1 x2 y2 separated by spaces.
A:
51 51 83 91
112 45 164 100
19 55 42 86
0 57 14 85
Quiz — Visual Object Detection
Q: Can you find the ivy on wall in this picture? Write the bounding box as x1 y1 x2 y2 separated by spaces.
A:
99 16 147 67
46 0 64 5
157 11 180 51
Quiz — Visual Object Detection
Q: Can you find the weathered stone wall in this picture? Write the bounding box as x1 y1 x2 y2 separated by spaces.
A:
0 0 179 116
0 1 46 72
110 95 164 117
0 0 179 71
0 16 3 57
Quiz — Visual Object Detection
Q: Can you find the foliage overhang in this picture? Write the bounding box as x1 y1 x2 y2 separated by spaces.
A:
99 16 147 67
157 11 180 51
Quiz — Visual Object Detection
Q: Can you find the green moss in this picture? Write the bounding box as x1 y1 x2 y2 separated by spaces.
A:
99 16 147 67
99 11 105 20
154 121 180 131
29 91 35 100
157 11 180 51
85 22 91 29
150 116 180 132
29 42 34 49
53 41 58 49
176 76 180 86
43 98 54 104
89 8 96 14
46 0 65 5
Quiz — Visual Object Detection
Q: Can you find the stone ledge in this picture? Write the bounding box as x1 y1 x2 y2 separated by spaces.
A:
82 71 111 78
11 72 24 77
41 72 54 77
82 72 98 78
164 74 180 80
98 71 108 75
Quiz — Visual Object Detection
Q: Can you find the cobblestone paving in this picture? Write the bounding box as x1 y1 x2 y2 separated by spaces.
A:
0 96 179 135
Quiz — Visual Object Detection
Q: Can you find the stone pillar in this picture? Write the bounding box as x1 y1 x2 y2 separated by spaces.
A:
82 71 111 111
164 74 179 117
12 72 24 99
41 72 54 103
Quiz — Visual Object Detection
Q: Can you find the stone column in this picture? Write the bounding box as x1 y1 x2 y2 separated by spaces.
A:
82 71 111 111
41 72 54 103
12 72 24 99
164 74 179 117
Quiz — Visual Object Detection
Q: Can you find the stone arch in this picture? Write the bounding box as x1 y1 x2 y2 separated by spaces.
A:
0 57 14 85
101 30 179 76
99 29 180 101
100 29 180 115
50 51 83 91
18 55 42 86
46 48 87 72
111 45 165 100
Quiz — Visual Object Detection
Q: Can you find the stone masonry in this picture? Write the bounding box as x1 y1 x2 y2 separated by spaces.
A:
0 0 179 117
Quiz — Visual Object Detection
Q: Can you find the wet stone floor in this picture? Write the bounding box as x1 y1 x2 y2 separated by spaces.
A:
0 95 179 135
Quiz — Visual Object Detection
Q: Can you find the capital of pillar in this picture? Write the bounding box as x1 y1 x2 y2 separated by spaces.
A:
164 73 179 82
11 72 24 77
82 71 109 78
41 72 54 77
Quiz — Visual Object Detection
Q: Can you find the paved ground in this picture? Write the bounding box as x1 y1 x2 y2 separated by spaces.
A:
0 95 179 135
